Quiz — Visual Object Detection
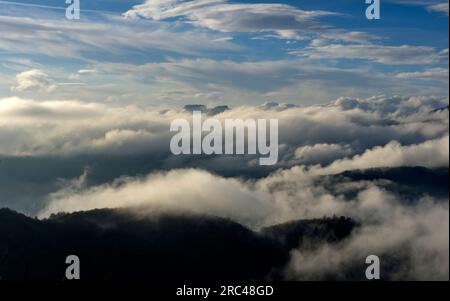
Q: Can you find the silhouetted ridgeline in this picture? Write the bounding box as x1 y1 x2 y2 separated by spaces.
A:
0 208 356 281
321 166 449 201
261 217 357 251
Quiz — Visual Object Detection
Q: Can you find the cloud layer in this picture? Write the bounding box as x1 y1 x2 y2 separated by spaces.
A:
124 0 335 39
1 95 447 162
0 93 448 280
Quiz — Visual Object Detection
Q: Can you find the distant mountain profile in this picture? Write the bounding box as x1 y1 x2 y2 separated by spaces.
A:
334 166 449 199
0 208 356 281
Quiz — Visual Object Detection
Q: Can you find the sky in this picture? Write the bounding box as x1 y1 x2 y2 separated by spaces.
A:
0 0 448 106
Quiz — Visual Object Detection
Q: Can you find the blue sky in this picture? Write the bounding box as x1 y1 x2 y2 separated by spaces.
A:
0 0 448 106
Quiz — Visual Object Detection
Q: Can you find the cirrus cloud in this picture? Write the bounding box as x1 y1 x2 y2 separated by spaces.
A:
124 0 337 39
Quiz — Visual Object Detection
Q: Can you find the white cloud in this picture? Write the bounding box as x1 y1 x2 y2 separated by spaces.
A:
390 1 449 15
0 97 174 156
77 69 97 75
124 0 337 39
39 168 278 227
0 95 447 159
0 14 238 60
38 158 448 224
296 44 445 65
285 197 449 280
295 143 353 166
320 136 449 174
11 69 56 92
89 58 450 106
428 3 449 15
396 68 449 82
